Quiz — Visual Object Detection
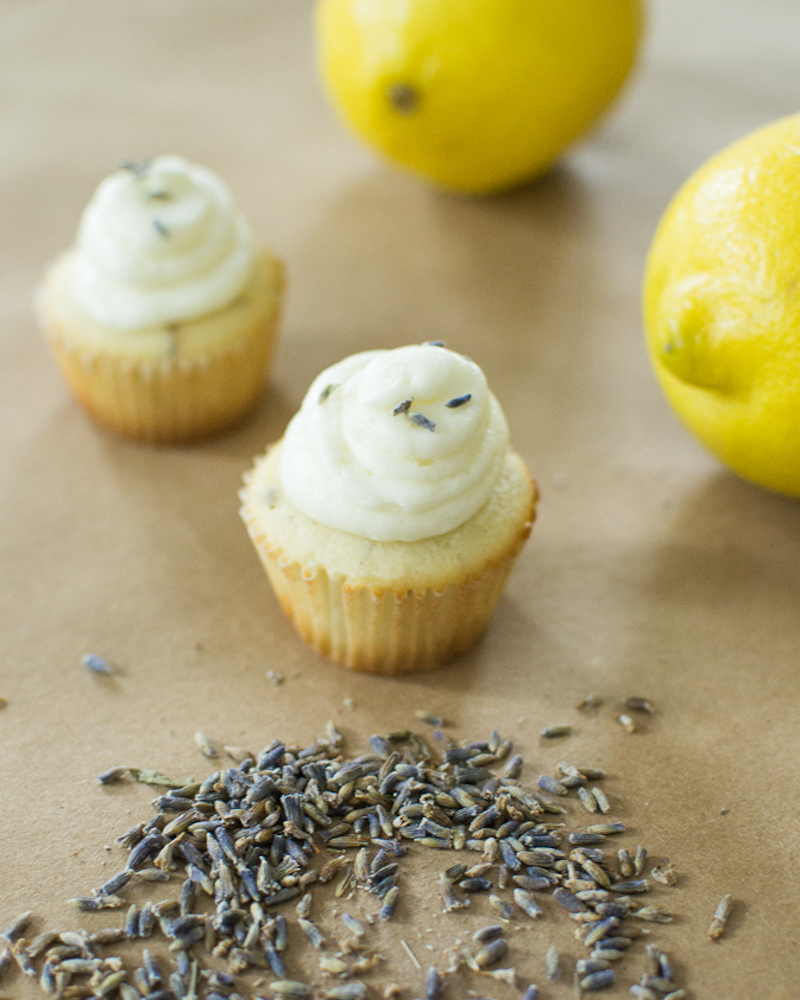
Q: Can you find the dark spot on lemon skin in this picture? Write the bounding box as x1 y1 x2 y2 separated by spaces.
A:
388 82 419 115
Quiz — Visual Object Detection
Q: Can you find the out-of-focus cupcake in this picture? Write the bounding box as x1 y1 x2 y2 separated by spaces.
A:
240 343 538 673
38 156 283 443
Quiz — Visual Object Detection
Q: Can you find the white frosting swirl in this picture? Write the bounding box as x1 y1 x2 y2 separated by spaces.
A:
70 155 254 330
279 345 509 542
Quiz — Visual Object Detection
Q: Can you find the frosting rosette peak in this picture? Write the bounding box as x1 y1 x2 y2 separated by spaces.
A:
279 344 510 541
70 155 255 330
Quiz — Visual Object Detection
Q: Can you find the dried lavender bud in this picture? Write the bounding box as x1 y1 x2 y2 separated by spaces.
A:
708 893 734 940
83 653 114 675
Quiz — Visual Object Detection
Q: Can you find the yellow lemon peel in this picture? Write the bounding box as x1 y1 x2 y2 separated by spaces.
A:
644 113 800 497
315 0 644 195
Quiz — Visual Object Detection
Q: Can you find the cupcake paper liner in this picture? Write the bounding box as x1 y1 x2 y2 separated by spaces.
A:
244 525 524 674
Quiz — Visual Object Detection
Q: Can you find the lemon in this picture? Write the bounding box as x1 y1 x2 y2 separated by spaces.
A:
644 113 800 497
315 0 644 194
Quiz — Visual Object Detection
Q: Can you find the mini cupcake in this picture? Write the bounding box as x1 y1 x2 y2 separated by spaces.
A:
240 343 537 673
38 156 283 443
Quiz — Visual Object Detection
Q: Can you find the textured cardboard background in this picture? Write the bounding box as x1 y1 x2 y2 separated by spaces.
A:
2 2 800 996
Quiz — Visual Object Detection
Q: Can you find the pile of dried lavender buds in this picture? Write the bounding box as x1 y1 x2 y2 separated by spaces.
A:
0 723 688 1000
